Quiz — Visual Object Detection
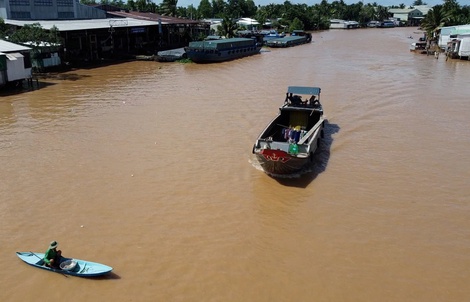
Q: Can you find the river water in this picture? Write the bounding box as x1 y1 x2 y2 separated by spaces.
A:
1 27 470 302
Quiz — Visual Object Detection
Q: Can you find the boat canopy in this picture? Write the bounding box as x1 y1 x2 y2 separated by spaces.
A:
287 86 321 95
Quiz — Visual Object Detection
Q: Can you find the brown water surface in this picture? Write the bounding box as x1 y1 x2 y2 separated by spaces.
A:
1 28 470 302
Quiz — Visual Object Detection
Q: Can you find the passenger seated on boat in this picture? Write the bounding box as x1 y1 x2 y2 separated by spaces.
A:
44 240 62 268
285 93 292 104
309 95 320 106
287 94 302 106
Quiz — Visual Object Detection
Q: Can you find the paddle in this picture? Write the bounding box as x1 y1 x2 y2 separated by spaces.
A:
79 263 87 274
29 251 68 278
29 251 45 262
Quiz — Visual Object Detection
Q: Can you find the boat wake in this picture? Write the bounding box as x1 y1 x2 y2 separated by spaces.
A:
249 157 309 179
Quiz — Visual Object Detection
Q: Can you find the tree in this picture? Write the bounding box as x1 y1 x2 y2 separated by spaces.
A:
241 0 257 17
127 0 136 11
288 17 304 32
227 0 243 18
9 23 59 46
161 0 178 16
211 0 226 18
359 3 378 23
0 18 9 39
443 0 460 13
217 15 238 38
442 0 463 25
453 4 470 25
80 0 97 4
413 0 426 5
255 11 267 29
48 26 62 45
135 0 149 12
186 4 199 19
198 0 212 18
420 5 452 41
376 5 389 21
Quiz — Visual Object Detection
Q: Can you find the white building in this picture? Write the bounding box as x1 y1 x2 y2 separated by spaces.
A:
0 39 32 87
439 24 470 51
388 8 424 26
236 18 259 30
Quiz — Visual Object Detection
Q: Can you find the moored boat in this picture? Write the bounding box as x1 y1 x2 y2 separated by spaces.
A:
330 19 360 29
265 30 312 48
156 47 187 62
185 36 262 63
260 30 286 44
17 251 113 277
252 86 325 176
409 41 427 54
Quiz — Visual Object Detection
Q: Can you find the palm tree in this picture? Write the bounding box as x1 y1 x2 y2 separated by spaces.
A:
161 0 178 17
217 16 238 38
420 5 452 42
375 5 389 22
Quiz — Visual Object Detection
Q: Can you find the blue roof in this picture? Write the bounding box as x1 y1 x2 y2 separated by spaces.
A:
287 86 321 95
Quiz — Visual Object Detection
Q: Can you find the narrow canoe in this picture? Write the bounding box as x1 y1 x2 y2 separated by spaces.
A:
16 251 113 277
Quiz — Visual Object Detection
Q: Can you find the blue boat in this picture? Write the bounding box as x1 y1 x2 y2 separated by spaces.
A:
260 30 286 44
184 36 263 63
17 251 113 277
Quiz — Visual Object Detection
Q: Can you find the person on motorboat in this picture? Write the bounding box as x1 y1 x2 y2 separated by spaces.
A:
309 95 320 106
44 240 62 268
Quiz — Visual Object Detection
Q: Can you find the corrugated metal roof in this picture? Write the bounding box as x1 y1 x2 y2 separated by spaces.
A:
389 9 418 14
5 18 159 31
107 11 200 24
6 53 23 60
0 39 32 52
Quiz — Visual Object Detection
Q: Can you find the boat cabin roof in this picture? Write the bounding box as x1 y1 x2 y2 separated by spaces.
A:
188 38 255 50
287 86 321 96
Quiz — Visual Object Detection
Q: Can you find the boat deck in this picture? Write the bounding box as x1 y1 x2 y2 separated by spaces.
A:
266 36 309 47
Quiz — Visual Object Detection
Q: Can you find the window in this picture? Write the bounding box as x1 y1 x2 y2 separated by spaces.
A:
34 0 53 6
58 12 74 18
57 0 73 6
10 11 31 19
9 0 30 5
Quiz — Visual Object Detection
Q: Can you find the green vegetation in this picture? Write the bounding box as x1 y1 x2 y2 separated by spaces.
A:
73 0 469 32
0 0 468 45
0 21 62 48
417 0 470 46
217 16 238 38
7 23 62 46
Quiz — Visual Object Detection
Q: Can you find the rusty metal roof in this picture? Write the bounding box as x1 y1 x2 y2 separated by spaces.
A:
106 11 201 25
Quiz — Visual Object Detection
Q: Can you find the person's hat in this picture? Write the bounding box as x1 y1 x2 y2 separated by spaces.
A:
49 241 58 249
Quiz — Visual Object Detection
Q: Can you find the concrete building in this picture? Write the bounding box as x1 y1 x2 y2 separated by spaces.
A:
388 8 423 26
0 0 106 20
1 2 209 68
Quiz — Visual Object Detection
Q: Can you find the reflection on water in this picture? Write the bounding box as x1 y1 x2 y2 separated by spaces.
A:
1 28 470 302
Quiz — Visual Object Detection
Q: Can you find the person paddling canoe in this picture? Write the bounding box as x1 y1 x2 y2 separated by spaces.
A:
44 241 62 268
